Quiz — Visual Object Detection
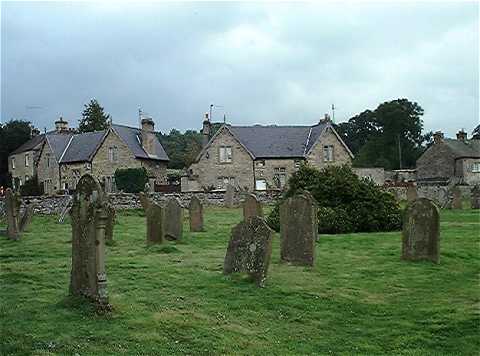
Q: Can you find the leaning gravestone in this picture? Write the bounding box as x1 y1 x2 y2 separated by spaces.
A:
189 196 204 232
406 185 417 202
19 203 34 233
280 192 318 266
69 174 110 307
104 202 116 243
223 216 273 287
5 188 21 240
471 185 480 209
451 186 462 209
243 194 263 221
224 184 235 208
402 198 440 263
164 198 183 241
139 192 164 245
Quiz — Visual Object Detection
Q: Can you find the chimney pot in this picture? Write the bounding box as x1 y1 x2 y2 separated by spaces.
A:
54 117 68 133
202 114 212 147
141 117 155 156
456 130 467 142
433 131 444 144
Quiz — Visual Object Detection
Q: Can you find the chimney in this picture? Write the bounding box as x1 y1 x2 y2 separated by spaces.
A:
201 113 211 147
319 113 331 124
433 131 444 144
141 116 156 156
31 128 40 137
54 117 68 133
456 129 467 142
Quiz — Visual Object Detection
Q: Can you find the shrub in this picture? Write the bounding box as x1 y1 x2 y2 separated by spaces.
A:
20 175 43 196
114 168 148 193
267 163 401 234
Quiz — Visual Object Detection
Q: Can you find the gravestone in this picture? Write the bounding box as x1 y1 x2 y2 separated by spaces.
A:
280 192 318 266
451 186 462 209
189 196 204 232
223 216 273 287
164 198 183 241
224 184 235 208
5 188 21 240
139 192 164 244
243 194 263 221
406 185 417 202
69 174 110 307
105 202 116 243
19 203 34 233
471 185 480 209
402 198 440 263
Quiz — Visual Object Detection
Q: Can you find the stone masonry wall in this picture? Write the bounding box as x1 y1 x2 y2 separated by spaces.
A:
37 143 61 194
306 127 352 169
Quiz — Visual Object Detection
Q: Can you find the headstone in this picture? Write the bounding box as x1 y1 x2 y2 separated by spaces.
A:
105 202 116 243
69 174 110 307
402 198 440 263
223 216 273 287
139 192 164 245
451 186 462 209
19 203 34 233
243 194 263 221
189 196 204 232
280 192 318 266
5 188 21 240
164 198 183 241
471 185 480 209
406 185 417 202
224 184 235 208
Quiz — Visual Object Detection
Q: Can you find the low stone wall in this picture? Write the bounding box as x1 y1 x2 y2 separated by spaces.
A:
386 185 472 206
0 190 283 216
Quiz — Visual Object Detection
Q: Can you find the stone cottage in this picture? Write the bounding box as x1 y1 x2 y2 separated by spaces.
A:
182 114 353 192
416 130 480 186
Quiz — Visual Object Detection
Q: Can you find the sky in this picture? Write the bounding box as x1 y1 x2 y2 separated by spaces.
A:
1 1 478 137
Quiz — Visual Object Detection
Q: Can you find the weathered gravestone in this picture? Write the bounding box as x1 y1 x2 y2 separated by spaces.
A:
224 184 235 208
164 198 183 241
69 174 110 307
402 198 440 264
5 188 21 240
104 202 116 243
451 186 462 209
139 192 164 244
189 196 204 232
19 203 34 233
406 185 417 202
280 192 318 266
243 193 263 221
223 216 273 287
471 185 480 209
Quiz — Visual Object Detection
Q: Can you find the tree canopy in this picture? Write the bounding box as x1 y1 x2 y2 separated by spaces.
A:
78 99 111 133
157 129 203 169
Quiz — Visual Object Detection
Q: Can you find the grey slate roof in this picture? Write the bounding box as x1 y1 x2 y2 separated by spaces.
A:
46 133 74 160
228 123 328 158
11 134 46 154
60 131 105 163
112 124 169 161
444 138 480 158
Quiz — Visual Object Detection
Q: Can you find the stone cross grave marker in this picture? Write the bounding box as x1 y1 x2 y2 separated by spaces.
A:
406 185 417 203
189 196 204 232
224 184 235 208
69 174 110 306
139 192 164 245
165 198 183 241
471 185 480 209
243 193 263 221
280 192 318 266
402 198 440 263
223 216 273 287
5 188 21 240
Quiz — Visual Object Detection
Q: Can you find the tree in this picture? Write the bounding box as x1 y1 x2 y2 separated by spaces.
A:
78 99 111 133
472 124 480 140
335 109 377 154
157 129 203 169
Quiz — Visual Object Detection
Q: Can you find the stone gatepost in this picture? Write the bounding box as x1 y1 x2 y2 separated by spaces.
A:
139 192 164 245
243 193 263 221
402 198 440 263
165 198 183 241
69 174 110 306
406 185 417 203
471 185 480 209
280 192 318 266
189 196 204 232
5 188 21 240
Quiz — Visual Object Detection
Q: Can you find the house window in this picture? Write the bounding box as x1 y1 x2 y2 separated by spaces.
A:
274 167 287 189
46 154 51 168
217 176 235 189
11 157 15 170
323 145 334 162
472 162 480 173
25 154 29 167
256 160 265 167
294 159 302 169
108 146 118 162
255 179 267 191
72 169 81 189
63 182 69 190
219 146 232 163
105 176 116 193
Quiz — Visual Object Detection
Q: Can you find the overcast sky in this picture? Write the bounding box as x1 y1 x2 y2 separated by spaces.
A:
1 1 478 137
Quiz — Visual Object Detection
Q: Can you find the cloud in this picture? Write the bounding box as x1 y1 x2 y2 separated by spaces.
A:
1 1 478 137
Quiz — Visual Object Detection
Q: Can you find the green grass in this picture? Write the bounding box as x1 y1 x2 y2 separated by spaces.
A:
1 207 479 355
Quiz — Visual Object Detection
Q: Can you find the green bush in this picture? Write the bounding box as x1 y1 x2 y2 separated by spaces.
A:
114 168 148 193
20 175 43 196
267 164 401 234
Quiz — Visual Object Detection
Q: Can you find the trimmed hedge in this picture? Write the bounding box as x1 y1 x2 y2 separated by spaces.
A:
114 168 148 193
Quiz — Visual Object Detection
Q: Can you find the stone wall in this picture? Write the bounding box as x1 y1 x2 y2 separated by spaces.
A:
306 127 352 168
353 168 385 185
387 185 472 206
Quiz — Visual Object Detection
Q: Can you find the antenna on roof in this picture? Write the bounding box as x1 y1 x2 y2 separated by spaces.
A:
223 113 226 124
138 107 142 129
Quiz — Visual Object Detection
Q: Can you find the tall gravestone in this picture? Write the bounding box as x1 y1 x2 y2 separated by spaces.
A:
406 185 417 202
5 188 21 240
243 194 263 221
224 216 273 287
471 185 480 209
224 184 235 208
189 196 204 232
451 186 462 209
104 202 116 243
19 203 34 234
402 198 440 263
280 192 318 266
69 174 110 306
139 192 164 244
164 198 183 241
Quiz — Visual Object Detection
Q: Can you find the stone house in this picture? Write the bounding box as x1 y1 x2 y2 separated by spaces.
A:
416 130 480 186
182 115 353 192
10 117 169 195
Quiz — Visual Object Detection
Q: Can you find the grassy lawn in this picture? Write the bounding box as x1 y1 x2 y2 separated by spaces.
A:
1 207 479 355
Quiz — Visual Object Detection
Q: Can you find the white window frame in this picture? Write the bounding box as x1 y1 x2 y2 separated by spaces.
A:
255 179 267 191
25 153 29 167
46 153 51 168
472 162 480 173
219 146 232 163
323 145 334 162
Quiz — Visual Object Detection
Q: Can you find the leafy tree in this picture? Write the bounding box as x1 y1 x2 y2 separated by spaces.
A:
157 129 203 169
78 99 111 133
114 168 148 193
335 109 377 154
472 124 480 140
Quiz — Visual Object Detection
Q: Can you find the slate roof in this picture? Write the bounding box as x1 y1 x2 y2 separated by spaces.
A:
112 124 169 161
443 138 480 159
59 131 105 163
46 133 74 161
227 123 329 158
11 134 47 155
